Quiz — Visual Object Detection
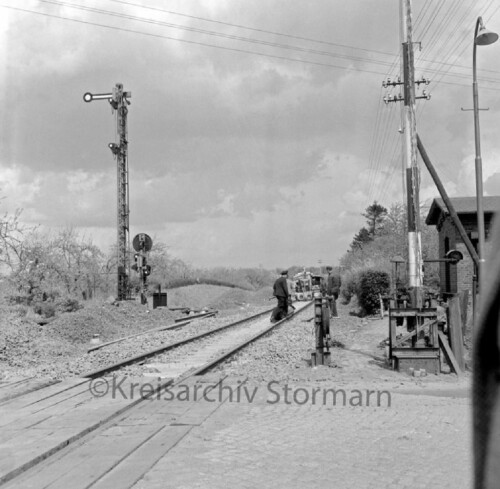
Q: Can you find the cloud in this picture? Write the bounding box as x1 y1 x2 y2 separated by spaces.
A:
485 173 500 194
159 151 368 267
2 0 500 268
0 165 115 226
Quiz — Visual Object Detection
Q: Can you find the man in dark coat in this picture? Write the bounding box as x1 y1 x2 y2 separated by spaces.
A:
271 270 289 322
325 266 341 318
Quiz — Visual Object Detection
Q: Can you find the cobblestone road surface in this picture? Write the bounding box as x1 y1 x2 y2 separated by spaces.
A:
130 316 472 489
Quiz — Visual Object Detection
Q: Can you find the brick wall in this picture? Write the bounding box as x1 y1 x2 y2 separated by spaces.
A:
437 213 495 300
437 217 458 295
456 241 474 294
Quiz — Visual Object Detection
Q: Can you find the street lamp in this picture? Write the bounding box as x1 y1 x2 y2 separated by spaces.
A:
472 16 498 287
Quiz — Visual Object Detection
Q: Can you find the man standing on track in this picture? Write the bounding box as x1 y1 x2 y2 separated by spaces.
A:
271 270 289 323
325 266 341 318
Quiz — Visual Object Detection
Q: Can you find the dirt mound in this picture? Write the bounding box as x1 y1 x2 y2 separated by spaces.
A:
0 298 184 378
165 284 235 309
207 286 273 310
43 299 178 345
0 285 272 379
0 305 80 377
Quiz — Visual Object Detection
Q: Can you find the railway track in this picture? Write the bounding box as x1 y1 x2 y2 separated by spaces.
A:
0 301 312 488
82 306 278 378
86 310 217 353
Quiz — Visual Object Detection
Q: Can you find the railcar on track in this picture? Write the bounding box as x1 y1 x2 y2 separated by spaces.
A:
293 270 315 301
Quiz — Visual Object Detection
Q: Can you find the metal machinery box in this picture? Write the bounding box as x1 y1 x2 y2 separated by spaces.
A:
152 292 167 309
392 347 440 374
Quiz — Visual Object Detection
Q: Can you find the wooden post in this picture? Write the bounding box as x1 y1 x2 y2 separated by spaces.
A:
389 300 396 361
438 331 462 376
447 296 465 372
459 289 469 338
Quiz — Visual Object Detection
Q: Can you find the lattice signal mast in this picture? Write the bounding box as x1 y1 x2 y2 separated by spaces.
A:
84 83 131 300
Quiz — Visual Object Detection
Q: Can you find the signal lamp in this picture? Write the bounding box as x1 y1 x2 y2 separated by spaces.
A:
108 143 120 155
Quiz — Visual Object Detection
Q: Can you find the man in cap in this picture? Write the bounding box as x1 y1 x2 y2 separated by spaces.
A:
325 266 341 318
271 270 290 322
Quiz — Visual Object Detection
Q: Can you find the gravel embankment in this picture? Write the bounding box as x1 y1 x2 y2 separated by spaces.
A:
212 301 370 382
0 285 274 379
2 286 467 384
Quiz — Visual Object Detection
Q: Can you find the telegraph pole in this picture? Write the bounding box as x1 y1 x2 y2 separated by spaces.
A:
402 0 423 308
84 83 131 301
384 1 430 308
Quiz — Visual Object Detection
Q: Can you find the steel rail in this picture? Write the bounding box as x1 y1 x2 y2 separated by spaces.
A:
87 311 219 353
174 310 217 322
193 301 313 376
0 303 310 486
81 306 276 378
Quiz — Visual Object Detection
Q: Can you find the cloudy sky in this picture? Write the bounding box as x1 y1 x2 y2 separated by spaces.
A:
1 0 500 269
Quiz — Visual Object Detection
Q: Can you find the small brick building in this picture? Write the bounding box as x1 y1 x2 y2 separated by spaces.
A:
425 196 500 297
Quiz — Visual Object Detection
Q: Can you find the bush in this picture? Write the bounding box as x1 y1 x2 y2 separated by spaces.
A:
33 302 56 318
357 269 390 316
56 297 82 313
340 271 359 304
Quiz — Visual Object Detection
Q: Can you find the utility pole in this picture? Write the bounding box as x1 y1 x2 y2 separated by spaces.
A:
383 0 430 308
84 83 131 301
402 0 422 308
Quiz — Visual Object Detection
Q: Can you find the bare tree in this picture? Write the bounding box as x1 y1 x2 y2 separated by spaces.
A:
0 208 30 271
6 227 105 303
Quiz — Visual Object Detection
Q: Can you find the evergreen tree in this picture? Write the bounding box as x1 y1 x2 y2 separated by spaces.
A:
362 201 388 237
350 227 372 250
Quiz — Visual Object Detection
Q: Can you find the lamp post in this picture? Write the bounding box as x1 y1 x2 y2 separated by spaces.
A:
472 17 498 288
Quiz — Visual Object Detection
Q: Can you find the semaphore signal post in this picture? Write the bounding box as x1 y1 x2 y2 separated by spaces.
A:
84 83 131 301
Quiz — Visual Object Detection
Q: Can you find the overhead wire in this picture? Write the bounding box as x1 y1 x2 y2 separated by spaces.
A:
366 116 401 206
414 0 433 26
404 0 496 187
426 1 500 198
417 0 447 43
367 76 401 195
420 1 467 68
411 1 468 190
418 1 480 83
369 1 462 206
366 91 388 200
366 0 410 208
3 0 500 212
370 136 401 204
0 4 401 78
36 0 402 69
105 0 399 59
2 0 409 215
367 103 396 202
419 0 456 59
5 1 500 91
376 135 404 204
417 0 499 91
412 1 465 125
414 0 500 182
366 0 403 207
350 0 500 209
